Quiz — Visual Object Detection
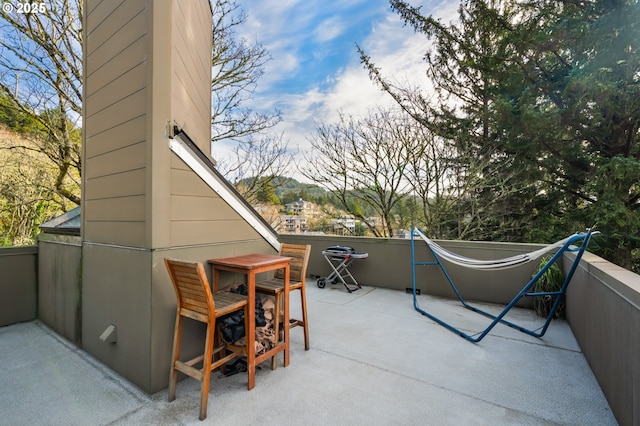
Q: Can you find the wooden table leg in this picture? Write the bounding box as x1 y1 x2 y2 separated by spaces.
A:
213 269 220 292
283 264 290 367
247 271 256 390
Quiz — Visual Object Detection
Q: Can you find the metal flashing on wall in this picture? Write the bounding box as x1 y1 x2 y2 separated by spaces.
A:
39 206 81 236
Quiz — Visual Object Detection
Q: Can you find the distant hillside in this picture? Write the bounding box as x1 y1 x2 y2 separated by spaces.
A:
238 176 379 218
271 176 328 199
236 176 329 202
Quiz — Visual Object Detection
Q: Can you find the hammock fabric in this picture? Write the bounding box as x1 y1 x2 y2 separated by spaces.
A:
412 228 575 270
410 227 597 343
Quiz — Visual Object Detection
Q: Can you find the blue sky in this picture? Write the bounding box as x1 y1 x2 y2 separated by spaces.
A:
243 1 388 93
214 0 459 178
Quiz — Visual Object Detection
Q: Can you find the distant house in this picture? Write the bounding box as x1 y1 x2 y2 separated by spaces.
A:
394 229 412 239
364 216 382 228
253 203 282 229
280 214 308 233
332 215 358 235
284 199 321 218
284 199 304 214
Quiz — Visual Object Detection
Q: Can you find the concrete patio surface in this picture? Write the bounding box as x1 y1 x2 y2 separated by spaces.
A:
1 282 617 425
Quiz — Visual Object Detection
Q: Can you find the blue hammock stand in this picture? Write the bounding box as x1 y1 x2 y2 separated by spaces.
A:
410 227 596 343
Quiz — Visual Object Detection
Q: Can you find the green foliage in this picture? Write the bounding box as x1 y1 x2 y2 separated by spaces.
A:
360 0 640 270
255 177 280 204
0 98 80 246
0 145 67 246
0 94 38 134
532 256 565 319
274 177 329 205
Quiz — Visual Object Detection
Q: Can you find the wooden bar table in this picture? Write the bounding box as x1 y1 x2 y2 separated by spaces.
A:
208 253 292 390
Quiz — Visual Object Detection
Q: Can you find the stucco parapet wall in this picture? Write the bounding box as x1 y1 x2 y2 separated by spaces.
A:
0 246 38 255
570 250 640 307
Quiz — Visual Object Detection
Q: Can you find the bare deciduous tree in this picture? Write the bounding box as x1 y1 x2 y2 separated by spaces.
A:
210 0 293 198
0 126 65 245
0 0 83 206
303 107 420 237
211 0 282 144
408 133 527 241
0 0 291 245
217 132 296 203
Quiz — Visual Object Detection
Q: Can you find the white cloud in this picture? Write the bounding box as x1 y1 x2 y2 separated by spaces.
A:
272 10 429 141
218 0 460 182
313 16 347 43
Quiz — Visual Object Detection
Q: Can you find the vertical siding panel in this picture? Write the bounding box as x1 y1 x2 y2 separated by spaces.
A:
171 0 211 153
169 0 230 249
83 0 148 246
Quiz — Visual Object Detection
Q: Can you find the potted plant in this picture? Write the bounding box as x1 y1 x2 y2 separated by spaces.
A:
532 256 565 318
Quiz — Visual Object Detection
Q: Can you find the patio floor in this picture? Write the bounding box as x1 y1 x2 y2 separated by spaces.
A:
1 282 617 425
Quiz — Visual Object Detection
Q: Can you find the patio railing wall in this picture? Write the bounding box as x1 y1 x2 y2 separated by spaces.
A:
564 251 639 426
282 233 546 305
2 233 637 424
0 246 38 326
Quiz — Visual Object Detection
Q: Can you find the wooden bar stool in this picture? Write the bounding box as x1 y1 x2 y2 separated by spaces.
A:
255 244 311 369
165 258 248 421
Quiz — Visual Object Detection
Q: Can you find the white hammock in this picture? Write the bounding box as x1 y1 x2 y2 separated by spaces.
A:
412 228 575 270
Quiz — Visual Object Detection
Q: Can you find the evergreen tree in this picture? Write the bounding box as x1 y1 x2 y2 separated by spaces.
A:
255 177 280 204
361 0 640 269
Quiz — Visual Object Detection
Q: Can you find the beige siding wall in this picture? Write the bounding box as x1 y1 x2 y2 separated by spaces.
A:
81 0 276 393
83 0 149 247
169 155 265 246
166 0 254 248
83 0 257 250
82 244 153 390
171 0 212 152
